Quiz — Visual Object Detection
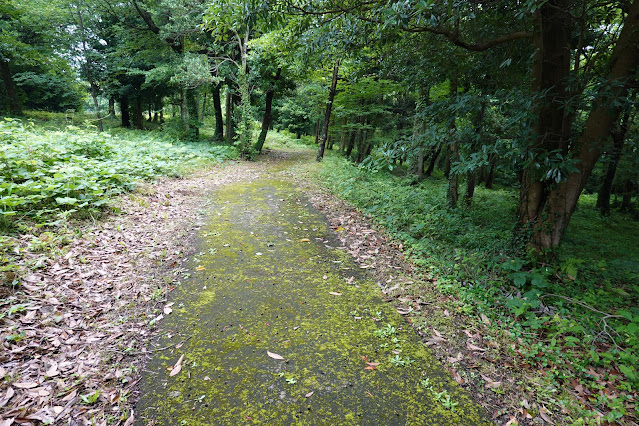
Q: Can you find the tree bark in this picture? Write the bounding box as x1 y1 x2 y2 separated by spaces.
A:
425 147 441 177
212 82 224 140
134 97 143 130
519 0 639 250
120 94 130 128
597 96 633 215
225 89 232 140
0 60 21 115
254 67 282 154
108 98 115 116
346 129 356 158
186 88 199 139
317 61 340 161
447 78 459 208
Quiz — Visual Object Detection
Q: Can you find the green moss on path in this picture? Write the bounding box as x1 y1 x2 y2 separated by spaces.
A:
136 150 489 425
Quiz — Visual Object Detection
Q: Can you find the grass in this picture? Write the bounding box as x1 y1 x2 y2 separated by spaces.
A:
318 153 639 423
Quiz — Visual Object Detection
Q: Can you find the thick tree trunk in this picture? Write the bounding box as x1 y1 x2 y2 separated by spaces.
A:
0 60 22 115
108 98 115 116
519 0 639 250
464 173 476 207
254 68 282 154
317 61 340 162
212 83 224 140
120 95 130 128
134 97 143 130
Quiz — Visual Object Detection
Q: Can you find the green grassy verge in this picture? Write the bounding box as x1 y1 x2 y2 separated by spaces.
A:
319 153 639 423
0 115 238 284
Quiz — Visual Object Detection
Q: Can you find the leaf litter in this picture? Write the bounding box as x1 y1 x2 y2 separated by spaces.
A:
0 159 262 425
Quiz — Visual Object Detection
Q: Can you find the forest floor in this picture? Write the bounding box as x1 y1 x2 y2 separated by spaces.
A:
2 140 578 425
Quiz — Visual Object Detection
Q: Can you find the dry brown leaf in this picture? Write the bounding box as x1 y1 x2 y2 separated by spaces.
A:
13 382 38 389
328 292 342 296
299 238 310 243
449 368 465 385
163 306 173 315
467 342 487 352
169 354 185 377
480 313 491 325
267 350 284 360
305 391 314 398
481 374 502 389
539 406 552 423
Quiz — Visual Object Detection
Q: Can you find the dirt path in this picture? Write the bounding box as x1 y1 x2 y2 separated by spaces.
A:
135 149 488 425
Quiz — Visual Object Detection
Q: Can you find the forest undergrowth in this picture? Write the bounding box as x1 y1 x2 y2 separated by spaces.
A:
319 153 639 424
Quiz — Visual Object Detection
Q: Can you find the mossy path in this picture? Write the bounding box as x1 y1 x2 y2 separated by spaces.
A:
136 149 488 425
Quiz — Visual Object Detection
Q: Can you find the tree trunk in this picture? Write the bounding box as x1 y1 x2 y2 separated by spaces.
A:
519 0 639 250
254 67 282 154
485 158 496 189
225 89 233 141
108 97 115 116
464 173 476 207
621 180 634 211
447 78 459 208
314 120 321 144
120 94 130 128
212 83 224 140
201 91 207 121
0 60 22 115
339 119 348 150
346 128 357 158
416 149 425 180
186 88 199 139
76 4 103 132
317 60 340 162
426 147 441 177
134 97 143 130
597 97 633 215
464 100 487 206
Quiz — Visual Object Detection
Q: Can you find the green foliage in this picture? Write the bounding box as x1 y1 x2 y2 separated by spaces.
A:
319 153 639 419
0 118 237 225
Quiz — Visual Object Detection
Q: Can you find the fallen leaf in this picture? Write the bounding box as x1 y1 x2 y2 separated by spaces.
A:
305 391 314 398
322 275 328 280
299 238 310 242
13 382 38 389
480 313 491 325
52 406 64 415
481 374 502 389
448 352 463 363
467 342 487 352
267 350 284 360
255 252 263 256
539 406 552 423
449 368 465 385
163 305 173 315
196 266 205 271
329 292 342 296
169 354 185 377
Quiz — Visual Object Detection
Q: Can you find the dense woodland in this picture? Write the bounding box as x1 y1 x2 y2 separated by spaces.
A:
2 0 639 423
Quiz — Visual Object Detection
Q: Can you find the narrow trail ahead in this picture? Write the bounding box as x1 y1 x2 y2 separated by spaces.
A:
136 149 488 425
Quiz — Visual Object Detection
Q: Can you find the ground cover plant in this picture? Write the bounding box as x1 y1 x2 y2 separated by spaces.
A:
319 153 639 423
0 116 237 280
